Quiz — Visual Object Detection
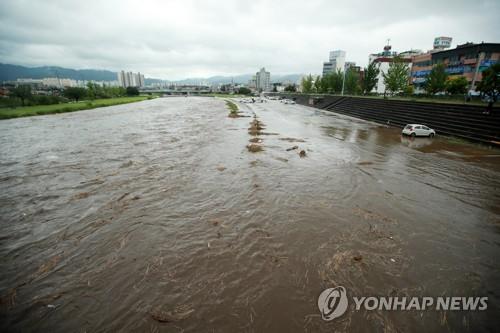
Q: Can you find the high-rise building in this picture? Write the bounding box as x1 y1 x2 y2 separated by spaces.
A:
322 50 346 76
117 70 145 88
255 67 271 92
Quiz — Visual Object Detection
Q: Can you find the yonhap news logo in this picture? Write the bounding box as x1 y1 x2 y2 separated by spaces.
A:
318 286 488 321
317 286 348 321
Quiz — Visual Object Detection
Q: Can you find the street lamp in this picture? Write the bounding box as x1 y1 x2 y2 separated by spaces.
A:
341 63 347 96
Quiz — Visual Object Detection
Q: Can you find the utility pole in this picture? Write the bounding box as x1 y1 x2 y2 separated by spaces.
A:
341 63 347 96
470 51 484 94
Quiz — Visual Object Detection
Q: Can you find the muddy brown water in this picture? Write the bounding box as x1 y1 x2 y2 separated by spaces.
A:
0 97 499 332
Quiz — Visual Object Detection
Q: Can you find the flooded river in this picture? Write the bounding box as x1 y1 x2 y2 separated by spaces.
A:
1 97 499 332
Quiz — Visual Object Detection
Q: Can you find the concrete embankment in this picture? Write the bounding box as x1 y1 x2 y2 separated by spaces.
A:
278 94 500 145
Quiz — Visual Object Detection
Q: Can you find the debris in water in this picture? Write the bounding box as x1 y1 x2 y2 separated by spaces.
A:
73 192 90 200
216 166 226 172
357 161 373 165
249 137 262 143
248 118 265 136
279 137 306 143
286 146 299 151
150 306 195 323
117 192 130 201
390 258 396 263
47 304 56 309
247 144 263 153
34 254 63 278
299 150 307 157
353 255 363 262
120 160 133 168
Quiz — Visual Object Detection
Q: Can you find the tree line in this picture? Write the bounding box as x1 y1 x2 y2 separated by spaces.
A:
300 59 499 102
2 83 141 108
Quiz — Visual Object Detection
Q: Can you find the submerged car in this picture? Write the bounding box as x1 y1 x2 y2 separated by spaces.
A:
402 124 435 137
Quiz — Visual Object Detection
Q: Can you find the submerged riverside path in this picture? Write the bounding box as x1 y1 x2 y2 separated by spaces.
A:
1 97 499 332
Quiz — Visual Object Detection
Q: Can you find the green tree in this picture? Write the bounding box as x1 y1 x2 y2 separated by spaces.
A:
238 87 252 95
344 69 361 95
425 63 448 95
476 63 500 103
404 85 414 96
322 71 343 94
362 61 380 94
301 74 314 93
445 76 468 95
383 56 410 96
126 86 140 96
284 85 297 92
11 85 32 106
63 87 87 102
314 76 322 93
86 82 96 99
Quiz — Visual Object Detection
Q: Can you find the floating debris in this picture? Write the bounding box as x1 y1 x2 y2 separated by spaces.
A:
279 137 306 143
73 192 90 200
247 144 263 153
150 306 194 323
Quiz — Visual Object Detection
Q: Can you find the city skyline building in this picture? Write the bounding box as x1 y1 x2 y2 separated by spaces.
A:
368 44 414 94
117 70 145 88
322 50 346 76
255 67 271 92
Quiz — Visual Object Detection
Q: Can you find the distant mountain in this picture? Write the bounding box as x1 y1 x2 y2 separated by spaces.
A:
0 63 303 85
0 63 118 82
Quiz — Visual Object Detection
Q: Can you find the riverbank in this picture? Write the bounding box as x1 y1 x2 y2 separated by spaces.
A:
278 93 500 145
0 96 150 120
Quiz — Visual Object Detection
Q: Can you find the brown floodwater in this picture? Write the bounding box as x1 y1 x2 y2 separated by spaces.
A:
0 97 499 332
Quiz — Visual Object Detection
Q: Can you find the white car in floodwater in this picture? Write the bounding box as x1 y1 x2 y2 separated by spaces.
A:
402 124 436 137
281 99 295 104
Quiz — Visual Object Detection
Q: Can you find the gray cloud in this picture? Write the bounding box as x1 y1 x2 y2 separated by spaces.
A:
1 0 499 79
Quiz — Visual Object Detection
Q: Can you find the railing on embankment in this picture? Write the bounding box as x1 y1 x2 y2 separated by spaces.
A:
276 94 500 145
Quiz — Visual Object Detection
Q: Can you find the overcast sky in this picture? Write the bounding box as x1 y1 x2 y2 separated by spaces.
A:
1 0 499 80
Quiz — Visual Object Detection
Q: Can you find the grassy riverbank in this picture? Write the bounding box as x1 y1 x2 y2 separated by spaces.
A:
0 96 150 120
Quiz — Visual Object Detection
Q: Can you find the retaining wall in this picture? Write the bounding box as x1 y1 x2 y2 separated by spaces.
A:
278 94 500 145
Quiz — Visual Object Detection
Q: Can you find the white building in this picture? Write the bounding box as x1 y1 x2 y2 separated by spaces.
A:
368 44 415 94
117 70 145 88
322 50 346 76
255 67 271 92
41 77 78 88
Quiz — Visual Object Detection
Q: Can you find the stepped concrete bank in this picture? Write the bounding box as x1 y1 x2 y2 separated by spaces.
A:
277 94 500 145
